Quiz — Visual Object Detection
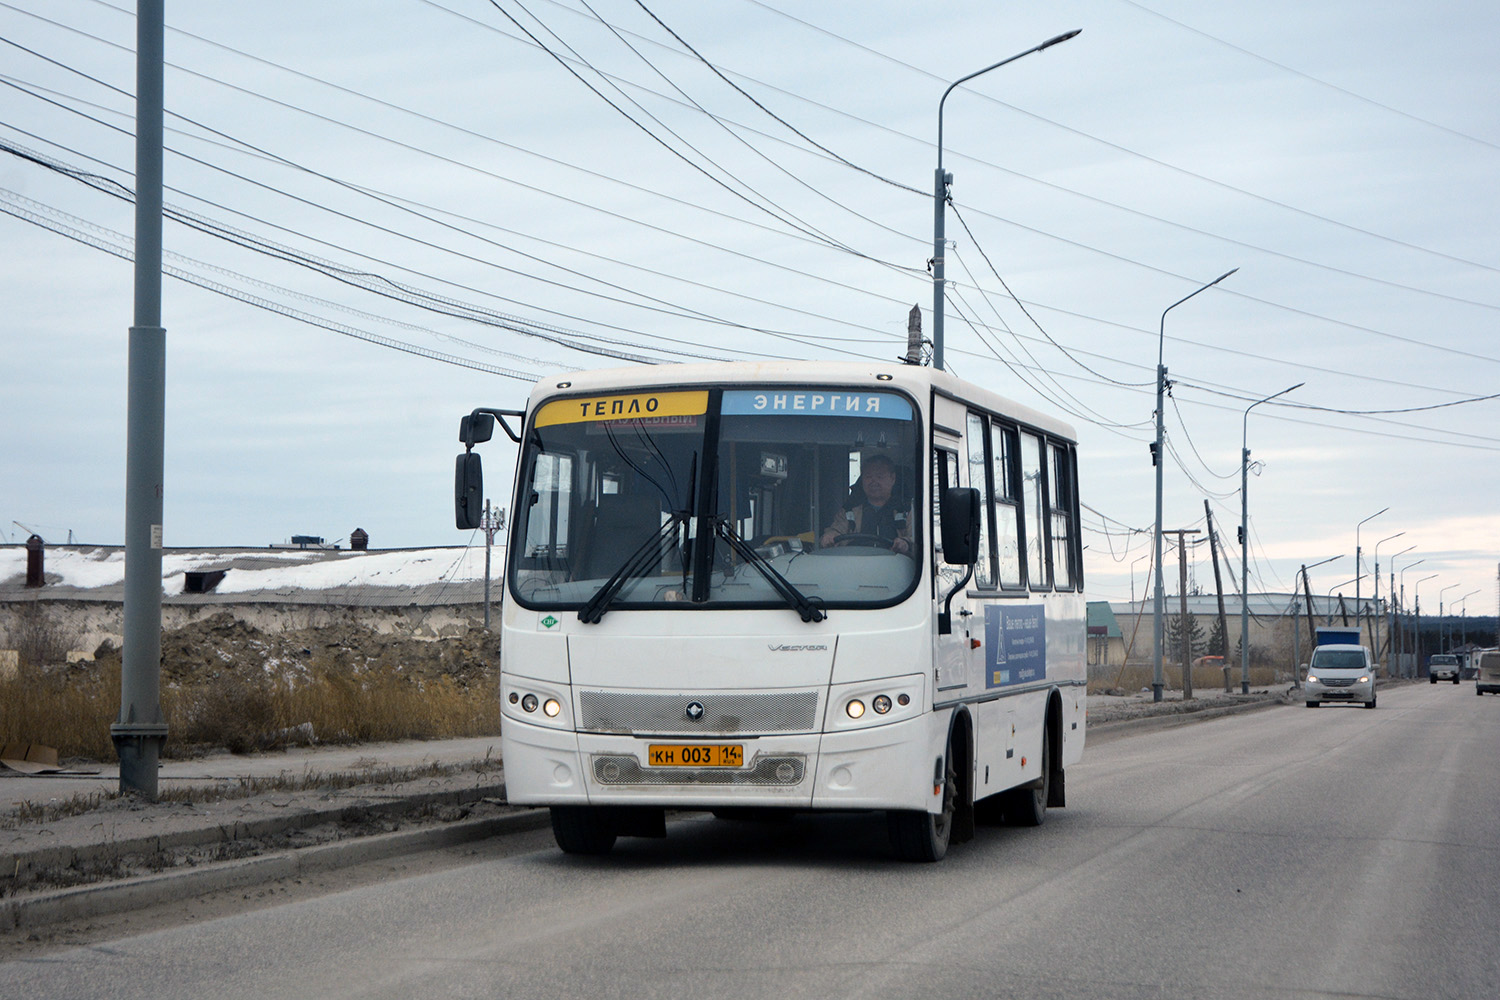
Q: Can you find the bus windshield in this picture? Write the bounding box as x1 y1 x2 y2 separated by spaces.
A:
510 386 921 613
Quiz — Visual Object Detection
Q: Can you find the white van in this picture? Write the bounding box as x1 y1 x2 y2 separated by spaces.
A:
1476 650 1500 696
1304 644 1376 709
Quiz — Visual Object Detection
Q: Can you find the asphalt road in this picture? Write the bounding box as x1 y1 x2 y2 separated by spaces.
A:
3 682 1495 999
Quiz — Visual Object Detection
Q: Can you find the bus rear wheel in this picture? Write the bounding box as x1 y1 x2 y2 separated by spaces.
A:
550 805 617 855
887 742 957 862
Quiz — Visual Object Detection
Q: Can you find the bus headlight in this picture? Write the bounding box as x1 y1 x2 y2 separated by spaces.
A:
846 699 866 719
543 698 562 717
521 694 539 713
872 695 892 715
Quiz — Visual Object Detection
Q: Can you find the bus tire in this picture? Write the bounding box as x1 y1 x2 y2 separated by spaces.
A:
887 739 957 862
550 805 617 855
1004 718 1050 828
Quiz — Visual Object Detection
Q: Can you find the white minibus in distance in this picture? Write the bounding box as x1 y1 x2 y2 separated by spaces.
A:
455 361 1086 861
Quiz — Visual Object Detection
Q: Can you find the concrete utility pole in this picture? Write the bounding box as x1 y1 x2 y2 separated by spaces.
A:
114 0 168 798
1204 501 1230 671
481 500 505 630
1158 528 1200 696
1178 531 1193 699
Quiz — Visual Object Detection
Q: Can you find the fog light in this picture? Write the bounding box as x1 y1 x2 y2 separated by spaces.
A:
846 699 866 719
775 762 795 782
543 698 561 718
873 695 892 715
521 694 538 713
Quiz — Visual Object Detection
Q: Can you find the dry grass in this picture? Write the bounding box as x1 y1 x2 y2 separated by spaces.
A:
0 660 500 761
1090 662 1283 694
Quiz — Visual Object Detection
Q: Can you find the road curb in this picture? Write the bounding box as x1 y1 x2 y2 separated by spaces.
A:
3 781 509 885
1086 693 1288 739
1 808 549 934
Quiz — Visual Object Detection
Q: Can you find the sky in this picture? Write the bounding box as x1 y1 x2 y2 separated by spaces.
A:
2 0 1497 619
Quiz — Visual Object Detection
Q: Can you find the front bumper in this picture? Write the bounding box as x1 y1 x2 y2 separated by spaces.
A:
500 712 939 813
1305 679 1374 703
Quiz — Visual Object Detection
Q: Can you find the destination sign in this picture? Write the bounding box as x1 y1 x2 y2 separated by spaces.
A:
535 390 709 427
721 389 912 420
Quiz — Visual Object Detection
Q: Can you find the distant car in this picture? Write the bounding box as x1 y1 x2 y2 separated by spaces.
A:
1304 645 1376 709
1476 650 1500 696
1428 654 1460 684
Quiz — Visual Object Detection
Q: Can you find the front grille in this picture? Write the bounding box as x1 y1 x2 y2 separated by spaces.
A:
577 691 819 735
592 754 806 786
1323 678 1355 687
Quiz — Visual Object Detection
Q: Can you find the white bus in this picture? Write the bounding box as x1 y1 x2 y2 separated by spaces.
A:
455 361 1086 861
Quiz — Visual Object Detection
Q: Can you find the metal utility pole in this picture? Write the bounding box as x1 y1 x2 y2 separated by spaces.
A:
931 30 1080 372
1241 382 1300 694
114 0 168 798
1153 268 1236 702
1353 507 1388 637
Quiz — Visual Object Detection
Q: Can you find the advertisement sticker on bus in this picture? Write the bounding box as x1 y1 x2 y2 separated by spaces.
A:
984 605 1047 688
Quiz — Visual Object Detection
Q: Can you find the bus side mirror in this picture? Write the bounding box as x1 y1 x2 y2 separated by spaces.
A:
940 487 981 566
460 413 495 447
455 453 484 530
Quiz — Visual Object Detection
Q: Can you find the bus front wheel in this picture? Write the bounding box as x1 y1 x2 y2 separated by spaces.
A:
887 742 957 862
550 805 617 855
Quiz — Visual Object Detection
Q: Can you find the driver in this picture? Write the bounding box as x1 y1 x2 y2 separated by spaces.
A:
820 453 911 554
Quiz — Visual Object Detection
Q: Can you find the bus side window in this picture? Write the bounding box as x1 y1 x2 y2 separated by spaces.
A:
1048 441 1075 590
965 413 994 588
990 421 1023 588
1020 431 1049 591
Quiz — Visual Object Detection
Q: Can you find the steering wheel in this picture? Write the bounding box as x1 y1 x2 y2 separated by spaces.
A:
826 532 895 550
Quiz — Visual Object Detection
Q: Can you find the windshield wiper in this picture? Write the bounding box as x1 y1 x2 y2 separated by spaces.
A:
578 513 686 625
713 518 826 624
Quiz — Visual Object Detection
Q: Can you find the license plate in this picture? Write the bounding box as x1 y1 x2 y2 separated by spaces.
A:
647 744 743 767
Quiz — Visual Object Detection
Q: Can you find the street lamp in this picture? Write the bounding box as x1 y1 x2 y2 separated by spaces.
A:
1324 577 1359 623
1396 554 1425 676
1292 553 1342 686
1382 544 1415 673
1453 589 1479 650
1371 531 1404 656
1240 382 1301 693
1458 590 1480 648
1152 267 1238 702
1354 507 1388 622
931 29 1080 372
1438 583 1459 652
1413 574 1438 673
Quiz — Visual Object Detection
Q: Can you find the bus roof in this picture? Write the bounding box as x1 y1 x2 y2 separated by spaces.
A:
524 360 1079 442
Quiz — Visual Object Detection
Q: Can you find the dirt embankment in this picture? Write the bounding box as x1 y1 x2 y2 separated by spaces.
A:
83 611 497 689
